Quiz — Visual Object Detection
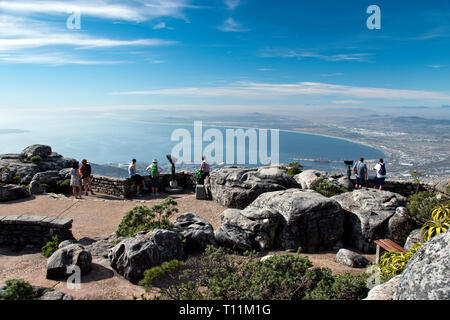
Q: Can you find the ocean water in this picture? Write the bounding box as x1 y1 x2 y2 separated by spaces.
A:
0 114 384 173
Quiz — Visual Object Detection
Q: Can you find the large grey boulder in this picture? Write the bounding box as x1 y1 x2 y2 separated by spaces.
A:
365 276 401 300
215 207 280 251
172 213 217 252
215 189 345 252
32 170 61 186
335 248 369 268
387 207 415 247
46 244 92 280
294 170 327 189
395 231 450 300
21 144 52 158
433 177 450 197
332 189 408 253
209 166 299 209
108 229 185 284
29 180 43 195
404 229 422 250
0 184 30 202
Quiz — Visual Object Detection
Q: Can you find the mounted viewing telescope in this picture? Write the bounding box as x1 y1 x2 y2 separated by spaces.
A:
344 160 354 179
166 154 177 182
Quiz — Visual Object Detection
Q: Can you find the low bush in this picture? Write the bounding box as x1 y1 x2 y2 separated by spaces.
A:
378 242 422 279
41 235 61 258
280 162 303 177
30 156 42 163
139 260 186 292
406 191 445 225
0 279 36 300
156 247 369 300
311 178 348 197
56 179 71 193
420 203 449 241
115 198 178 237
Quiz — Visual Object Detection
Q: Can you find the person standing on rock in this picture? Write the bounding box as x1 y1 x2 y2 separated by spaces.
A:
353 157 368 189
146 159 163 196
128 159 148 197
198 156 210 185
70 161 83 199
80 159 94 196
373 158 387 190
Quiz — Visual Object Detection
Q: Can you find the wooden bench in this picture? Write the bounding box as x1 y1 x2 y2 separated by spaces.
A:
374 239 406 264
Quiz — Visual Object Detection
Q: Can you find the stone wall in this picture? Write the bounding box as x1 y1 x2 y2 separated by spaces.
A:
350 178 431 197
0 215 74 248
91 171 196 198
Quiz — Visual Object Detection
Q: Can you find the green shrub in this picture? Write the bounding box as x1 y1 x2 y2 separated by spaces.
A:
311 178 348 197
420 203 449 241
280 162 303 177
406 191 444 225
0 279 36 300
156 247 369 300
139 260 186 292
56 179 71 193
378 242 422 279
115 197 178 237
30 156 42 163
41 184 48 192
41 235 61 258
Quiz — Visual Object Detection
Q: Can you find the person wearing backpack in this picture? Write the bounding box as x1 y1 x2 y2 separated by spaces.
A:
373 158 387 190
353 157 368 189
146 159 163 196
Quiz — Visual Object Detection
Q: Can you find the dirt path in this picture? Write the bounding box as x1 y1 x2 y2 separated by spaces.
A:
0 191 375 300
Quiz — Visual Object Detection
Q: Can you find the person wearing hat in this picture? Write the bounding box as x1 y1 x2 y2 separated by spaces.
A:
146 159 163 196
80 159 94 196
128 159 148 197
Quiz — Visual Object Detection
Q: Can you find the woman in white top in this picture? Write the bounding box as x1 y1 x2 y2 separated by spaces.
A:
70 161 83 199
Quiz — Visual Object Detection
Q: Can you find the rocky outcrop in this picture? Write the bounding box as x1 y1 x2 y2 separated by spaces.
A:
294 170 353 191
172 213 217 252
46 244 92 280
395 231 450 300
365 276 401 300
0 185 30 202
335 248 369 268
215 189 345 252
109 229 185 284
404 229 422 250
387 207 415 247
209 167 299 209
0 144 75 185
332 189 408 253
433 177 450 197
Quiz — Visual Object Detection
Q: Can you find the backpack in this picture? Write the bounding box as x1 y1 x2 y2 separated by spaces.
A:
378 163 386 176
151 164 158 177
353 166 358 175
80 164 91 177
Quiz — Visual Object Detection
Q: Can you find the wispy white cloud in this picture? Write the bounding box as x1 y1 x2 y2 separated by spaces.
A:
224 0 240 10
153 22 174 30
261 49 371 62
0 52 124 65
0 0 199 22
218 17 248 32
112 81 450 100
332 100 363 105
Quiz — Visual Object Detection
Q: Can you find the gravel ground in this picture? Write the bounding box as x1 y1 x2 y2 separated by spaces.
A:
0 191 374 300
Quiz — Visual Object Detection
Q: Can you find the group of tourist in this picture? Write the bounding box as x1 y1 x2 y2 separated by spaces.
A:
69 159 94 199
353 157 387 190
128 158 163 197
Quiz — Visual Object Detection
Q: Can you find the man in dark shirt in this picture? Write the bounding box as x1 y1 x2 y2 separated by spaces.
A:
80 159 94 195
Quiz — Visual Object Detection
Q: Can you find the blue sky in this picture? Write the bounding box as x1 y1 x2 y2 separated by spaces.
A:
0 0 449 116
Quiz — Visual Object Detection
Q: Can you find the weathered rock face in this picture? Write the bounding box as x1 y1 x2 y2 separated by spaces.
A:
0 185 30 202
172 213 217 252
209 167 299 209
332 189 408 253
395 231 450 300
433 177 450 197
46 244 92 280
215 189 345 252
109 229 185 284
29 180 43 195
335 248 369 268
21 144 52 158
404 229 422 250
387 207 415 247
294 170 353 191
0 145 75 185
32 170 61 186
215 207 281 251
365 276 401 300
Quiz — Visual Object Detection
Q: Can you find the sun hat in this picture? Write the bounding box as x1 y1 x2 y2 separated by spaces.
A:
152 159 158 163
